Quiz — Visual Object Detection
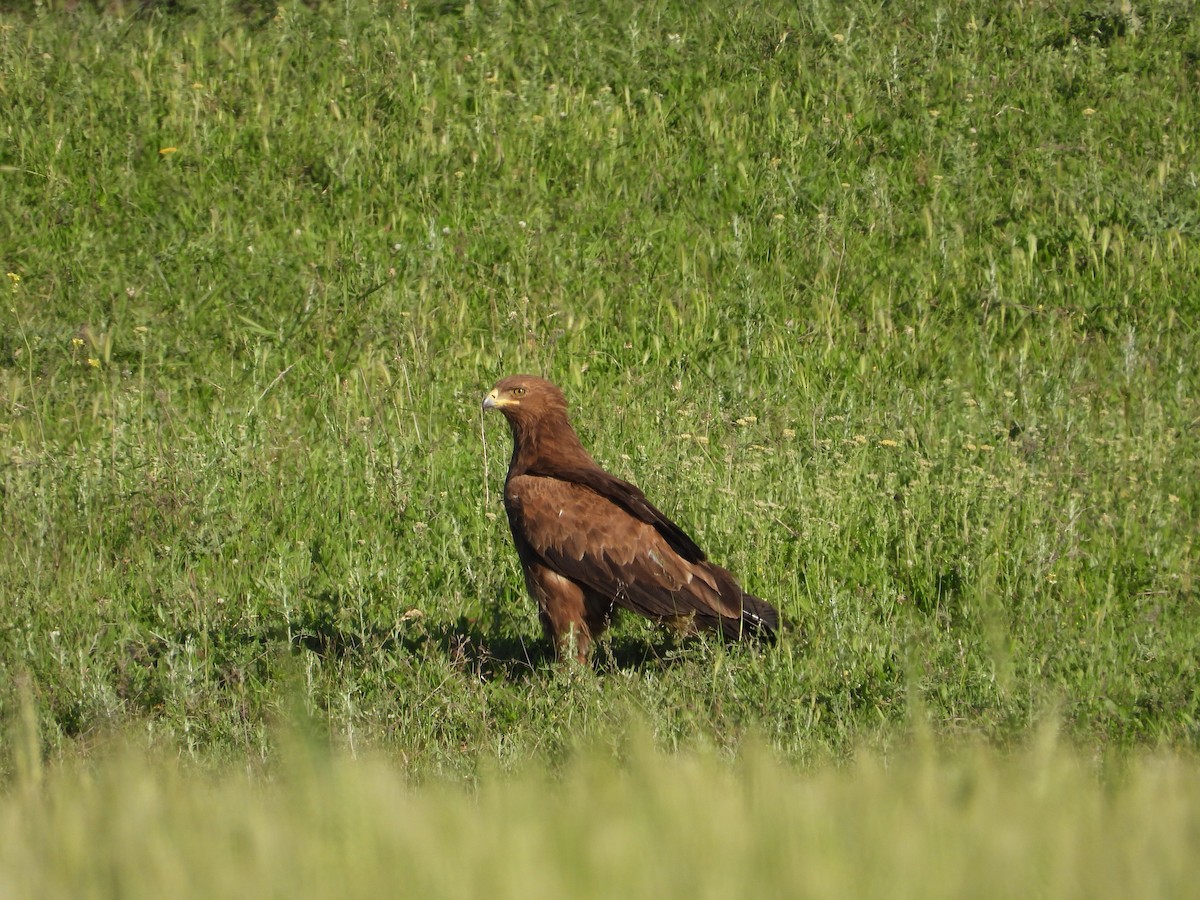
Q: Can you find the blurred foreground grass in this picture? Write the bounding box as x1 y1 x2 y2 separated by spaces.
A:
3 728 1198 899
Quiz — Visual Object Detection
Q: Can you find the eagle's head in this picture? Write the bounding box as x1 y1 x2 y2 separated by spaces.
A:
482 375 570 421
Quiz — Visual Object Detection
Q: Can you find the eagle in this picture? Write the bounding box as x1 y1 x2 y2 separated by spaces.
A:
483 375 779 663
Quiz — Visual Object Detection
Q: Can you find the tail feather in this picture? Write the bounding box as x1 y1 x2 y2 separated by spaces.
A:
716 592 779 642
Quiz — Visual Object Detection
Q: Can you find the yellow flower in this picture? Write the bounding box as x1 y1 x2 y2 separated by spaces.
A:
878 439 899 447
159 147 178 155
87 358 100 368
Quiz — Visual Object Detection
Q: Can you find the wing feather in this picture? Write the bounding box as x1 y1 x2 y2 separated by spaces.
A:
505 474 742 623
525 461 706 563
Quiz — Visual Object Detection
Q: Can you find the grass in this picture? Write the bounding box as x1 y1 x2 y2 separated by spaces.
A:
0 0 1198 891
4 729 1200 899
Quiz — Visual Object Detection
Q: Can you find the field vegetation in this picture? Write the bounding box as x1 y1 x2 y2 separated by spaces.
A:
1 0 1198 894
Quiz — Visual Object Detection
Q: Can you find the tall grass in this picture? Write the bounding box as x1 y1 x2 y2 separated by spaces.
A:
3 730 1199 899
1 0 1197 769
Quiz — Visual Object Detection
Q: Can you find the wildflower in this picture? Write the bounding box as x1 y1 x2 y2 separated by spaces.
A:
878 439 899 447
1083 108 1096 117
87 358 100 368
72 337 84 347
159 147 177 155
782 428 796 439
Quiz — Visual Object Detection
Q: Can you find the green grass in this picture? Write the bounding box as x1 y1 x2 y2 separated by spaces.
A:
1 0 1198 890
3 729 1200 899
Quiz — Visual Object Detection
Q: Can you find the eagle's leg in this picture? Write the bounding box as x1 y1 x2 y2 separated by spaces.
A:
525 565 594 663
582 589 616 648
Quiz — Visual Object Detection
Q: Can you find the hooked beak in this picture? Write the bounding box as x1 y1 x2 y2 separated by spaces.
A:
482 389 499 411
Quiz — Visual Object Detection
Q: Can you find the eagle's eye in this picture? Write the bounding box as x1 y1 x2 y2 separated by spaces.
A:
513 387 526 397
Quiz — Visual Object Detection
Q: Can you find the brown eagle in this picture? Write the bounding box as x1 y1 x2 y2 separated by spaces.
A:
483 375 779 663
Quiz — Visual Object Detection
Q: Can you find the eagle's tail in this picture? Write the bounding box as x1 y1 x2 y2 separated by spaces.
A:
723 592 779 642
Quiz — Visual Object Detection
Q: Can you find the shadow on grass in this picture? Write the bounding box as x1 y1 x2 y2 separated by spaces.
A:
283 591 697 682
108 593 717 726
